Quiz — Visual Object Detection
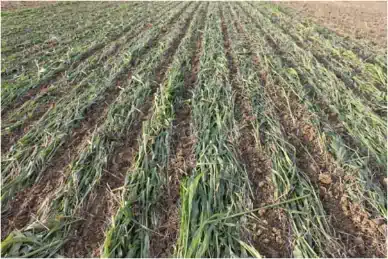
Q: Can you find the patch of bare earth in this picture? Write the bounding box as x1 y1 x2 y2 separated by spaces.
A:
221 7 290 258
277 1 387 48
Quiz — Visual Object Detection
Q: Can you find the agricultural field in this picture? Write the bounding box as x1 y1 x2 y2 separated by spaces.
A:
1 1 387 258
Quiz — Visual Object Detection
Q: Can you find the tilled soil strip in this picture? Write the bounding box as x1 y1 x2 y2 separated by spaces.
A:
64 4 202 257
220 7 289 258
1 3 193 243
149 4 209 257
1 4 178 153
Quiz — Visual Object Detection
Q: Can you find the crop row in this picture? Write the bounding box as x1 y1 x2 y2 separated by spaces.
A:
1 2 386 258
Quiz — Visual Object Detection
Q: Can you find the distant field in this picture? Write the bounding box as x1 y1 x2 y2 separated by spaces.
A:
279 1 387 47
1 2 387 258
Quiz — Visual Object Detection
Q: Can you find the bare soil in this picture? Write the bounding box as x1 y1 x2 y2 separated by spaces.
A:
278 1 387 47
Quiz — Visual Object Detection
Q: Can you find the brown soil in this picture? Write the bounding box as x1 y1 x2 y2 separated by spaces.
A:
150 4 208 257
1 29 149 241
64 4 199 257
277 1 387 48
255 6 386 118
240 3 386 190
0 98 108 240
233 5 386 258
151 105 194 258
221 7 290 258
0 3 183 154
268 78 386 257
64 94 144 258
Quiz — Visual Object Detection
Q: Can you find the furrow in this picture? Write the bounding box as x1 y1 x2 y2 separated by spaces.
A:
1 2 113 39
267 79 386 257
101 3 203 257
237 1 387 205
1 2 119 55
1 4 136 75
229 4 346 257
66 4 202 257
1 2 179 153
250 3 386 117
231 3 386 257
1 2 192 215
150 4 209 257
1 3 198 258
221 5 290 257
175 3 261 257
237 2 386 180
1 2 174 115
273 3 387 67
2 2 172 78
1 3 125 62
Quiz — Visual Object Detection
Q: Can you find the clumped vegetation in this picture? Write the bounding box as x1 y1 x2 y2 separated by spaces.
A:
1 2 386 258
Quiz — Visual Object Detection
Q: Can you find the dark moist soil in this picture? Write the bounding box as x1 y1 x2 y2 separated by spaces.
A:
221 7 290 258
